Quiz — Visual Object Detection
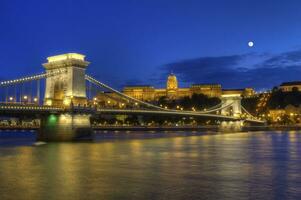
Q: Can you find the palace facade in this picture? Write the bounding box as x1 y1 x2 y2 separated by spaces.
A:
122 74 254 101
94 74 255 107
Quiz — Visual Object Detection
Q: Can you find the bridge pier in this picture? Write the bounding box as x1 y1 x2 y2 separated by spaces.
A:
38 113 93 142
219 120 244 132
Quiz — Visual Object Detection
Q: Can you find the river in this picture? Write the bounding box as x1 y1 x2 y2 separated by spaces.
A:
0 131 301 199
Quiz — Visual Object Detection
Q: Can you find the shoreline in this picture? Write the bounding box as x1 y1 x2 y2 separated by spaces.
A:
1 125 301 132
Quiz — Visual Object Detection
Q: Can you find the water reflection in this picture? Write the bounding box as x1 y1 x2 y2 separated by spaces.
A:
1 131 301 199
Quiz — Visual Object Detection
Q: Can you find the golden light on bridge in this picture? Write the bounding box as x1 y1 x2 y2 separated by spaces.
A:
47 53 85 63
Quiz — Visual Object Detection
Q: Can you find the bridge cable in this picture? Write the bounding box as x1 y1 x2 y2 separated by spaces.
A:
85 75 167 111
0 68 67 87
241 105 257 119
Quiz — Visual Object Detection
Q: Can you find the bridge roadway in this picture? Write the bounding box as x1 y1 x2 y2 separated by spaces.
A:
0 104 264 124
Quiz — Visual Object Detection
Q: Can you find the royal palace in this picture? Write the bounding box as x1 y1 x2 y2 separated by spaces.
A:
96 74 255 106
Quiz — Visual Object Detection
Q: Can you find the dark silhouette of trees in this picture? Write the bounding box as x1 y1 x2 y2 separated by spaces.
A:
267 90 301 109
157 93 220 110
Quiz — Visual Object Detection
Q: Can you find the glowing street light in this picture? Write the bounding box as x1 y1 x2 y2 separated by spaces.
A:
33 97 38 102
23 95 28 100
9 97 13 101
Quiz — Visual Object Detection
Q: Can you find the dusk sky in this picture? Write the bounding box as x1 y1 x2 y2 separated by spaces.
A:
1 0 301 91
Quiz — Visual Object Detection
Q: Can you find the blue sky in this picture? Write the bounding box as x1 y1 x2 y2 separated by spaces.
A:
1 0 301 90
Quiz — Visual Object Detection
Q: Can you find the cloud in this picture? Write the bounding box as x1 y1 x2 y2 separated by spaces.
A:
160 49 301 90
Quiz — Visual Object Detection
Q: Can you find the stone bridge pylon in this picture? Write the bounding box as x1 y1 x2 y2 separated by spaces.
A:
221 94 242 117
43 53 90 107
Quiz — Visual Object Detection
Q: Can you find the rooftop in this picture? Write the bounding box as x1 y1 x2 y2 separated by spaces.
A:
280 81 301 86
191 83 221 87
124 85 154 88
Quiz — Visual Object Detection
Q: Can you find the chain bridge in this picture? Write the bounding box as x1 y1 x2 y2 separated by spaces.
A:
0 53 265 141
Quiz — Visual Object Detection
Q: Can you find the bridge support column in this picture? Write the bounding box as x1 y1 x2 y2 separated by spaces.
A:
38 113 93 142
43 53 89 107
219 120 244 132
221 94 242 117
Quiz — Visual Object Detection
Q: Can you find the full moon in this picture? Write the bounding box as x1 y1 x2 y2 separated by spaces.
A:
248 41 254 47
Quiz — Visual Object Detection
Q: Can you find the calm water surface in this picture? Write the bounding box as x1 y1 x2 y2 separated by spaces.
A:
0 131 301 200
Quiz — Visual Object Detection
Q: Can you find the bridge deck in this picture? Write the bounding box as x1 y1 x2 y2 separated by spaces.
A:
0 104 264 123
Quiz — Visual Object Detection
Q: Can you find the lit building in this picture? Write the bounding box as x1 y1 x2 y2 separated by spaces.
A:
268 105 301 123
96 74 255 103
122 73 246 101
268 109 286 122
123 85 156 101
279 81 301 92
191 84 222 97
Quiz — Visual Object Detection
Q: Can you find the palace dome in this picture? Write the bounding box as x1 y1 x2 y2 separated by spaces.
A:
166 73 178 90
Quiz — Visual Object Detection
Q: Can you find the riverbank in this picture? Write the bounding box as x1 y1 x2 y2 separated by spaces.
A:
94 125 301 132
1 125 301 132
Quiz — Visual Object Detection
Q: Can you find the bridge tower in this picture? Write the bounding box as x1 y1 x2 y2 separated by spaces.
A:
43 53 90 107
221 94 242 117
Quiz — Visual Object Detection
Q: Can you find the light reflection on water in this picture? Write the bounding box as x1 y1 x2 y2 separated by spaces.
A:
1 131 301 199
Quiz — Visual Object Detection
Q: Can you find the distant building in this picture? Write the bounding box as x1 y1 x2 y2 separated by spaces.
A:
269 109 286 122
95 74 255 105
123 74 222 101
121 74 254 101
268 105 301 123
279 81 301 92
